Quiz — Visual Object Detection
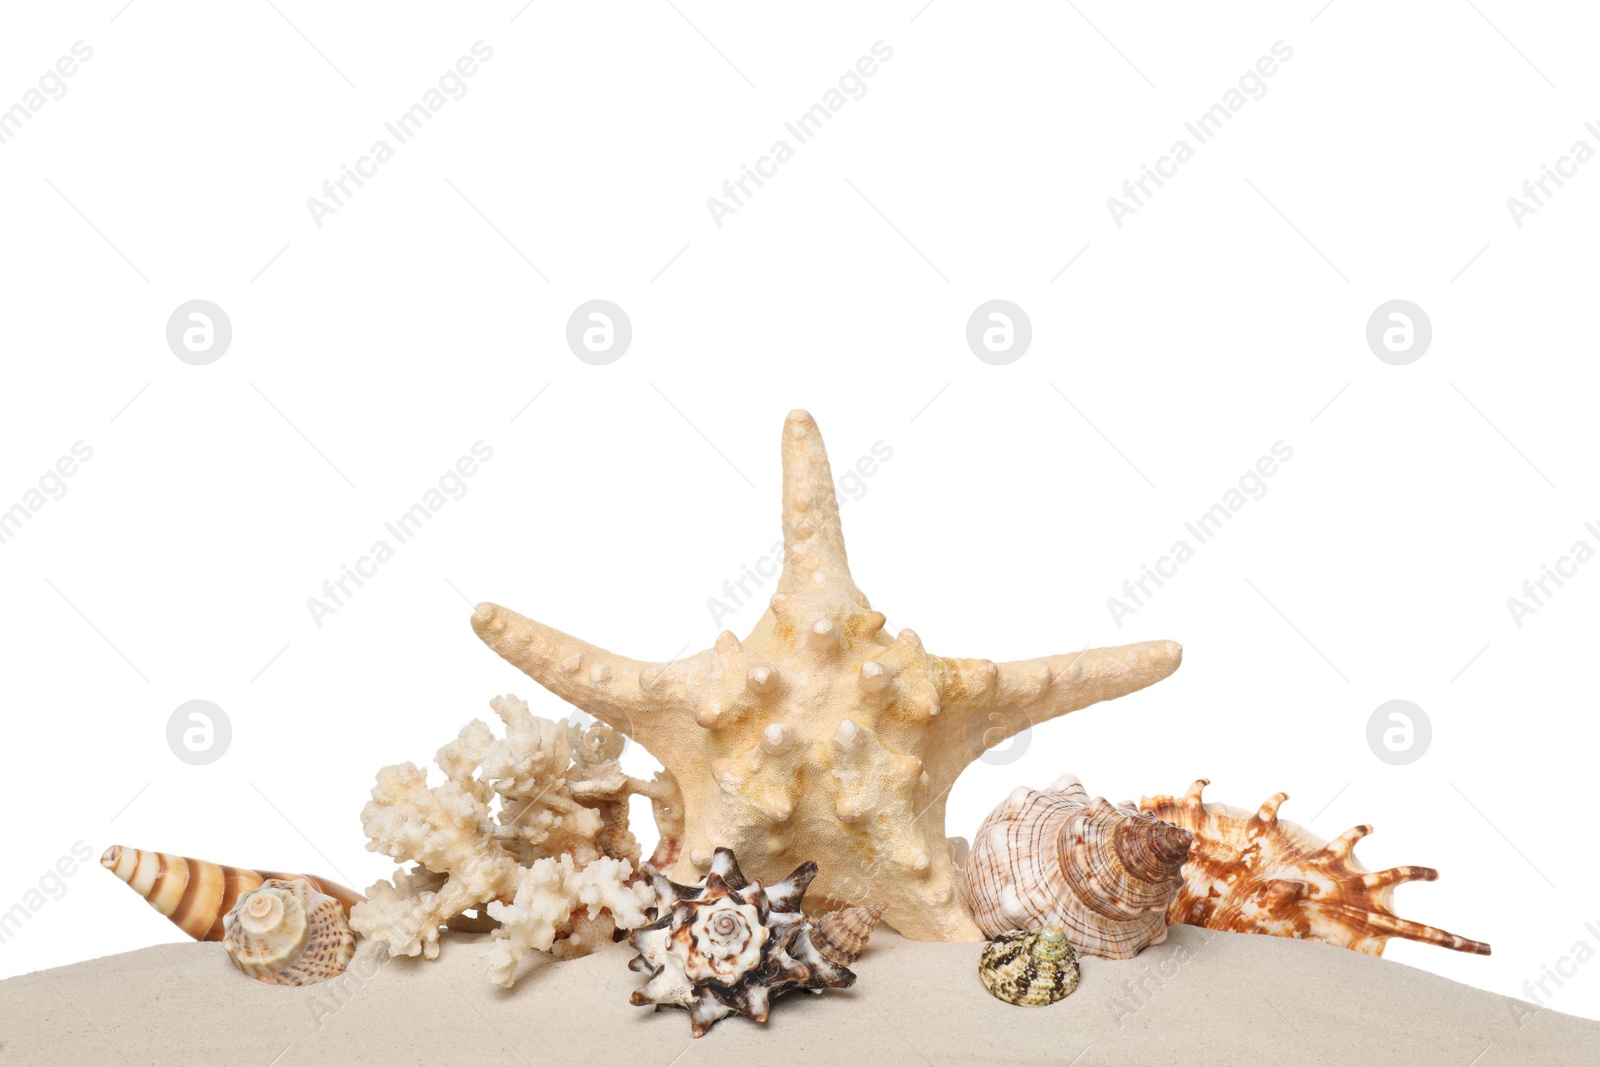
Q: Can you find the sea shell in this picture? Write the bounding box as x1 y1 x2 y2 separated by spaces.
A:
101 845 364 942
964 774 1192 959
222 877 356 985
808 903 887 965
627 847 865 1037
978 926 1081 1006
1140 780 1491 956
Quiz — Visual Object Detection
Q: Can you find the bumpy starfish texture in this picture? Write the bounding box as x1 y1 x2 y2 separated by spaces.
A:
472 410 1182 940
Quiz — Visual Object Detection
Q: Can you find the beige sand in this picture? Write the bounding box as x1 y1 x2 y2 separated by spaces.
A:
2 925 1593 1066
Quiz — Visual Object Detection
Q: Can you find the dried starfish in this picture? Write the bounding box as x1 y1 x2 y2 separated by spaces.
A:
471 410 1182 940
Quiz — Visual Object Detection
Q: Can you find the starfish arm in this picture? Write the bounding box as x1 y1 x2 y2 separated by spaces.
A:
933 639 1183 750
471 602 708 740
776 409 866 604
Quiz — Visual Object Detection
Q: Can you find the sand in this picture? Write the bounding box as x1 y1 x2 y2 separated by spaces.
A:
2 925 1594 1066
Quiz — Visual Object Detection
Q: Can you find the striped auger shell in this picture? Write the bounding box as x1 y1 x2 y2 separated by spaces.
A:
100 845 365 942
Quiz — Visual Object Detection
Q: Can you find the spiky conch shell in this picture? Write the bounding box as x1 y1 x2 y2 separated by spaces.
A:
627 848 873 1037
979 926 1081 1006
101 845 365 941
222 877 356 985
1140 780 1491 956
963 774 1192 960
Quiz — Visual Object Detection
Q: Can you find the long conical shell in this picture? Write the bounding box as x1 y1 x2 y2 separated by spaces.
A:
1140 780 1491 957
223 877 356 985
810 903 886 965
100 845 364 942
964 776 1192 959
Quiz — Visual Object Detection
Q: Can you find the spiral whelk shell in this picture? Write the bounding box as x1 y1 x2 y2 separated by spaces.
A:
628 847 876 1037
979 926 1081 1006
223 877 356 985
964 774 1192 959
810 903 887 966
1140 780 1491 956
101 845 364 943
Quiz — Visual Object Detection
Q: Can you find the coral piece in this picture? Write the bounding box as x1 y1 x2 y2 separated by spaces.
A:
485 854 651 983
964 774 1191 959
223 877 356 986
472 410 1182 940
810 903 886 965
627 847 861 1037
978 926 1081 1006
350 694 681 985
1141 780 1491 956
100 845 363 942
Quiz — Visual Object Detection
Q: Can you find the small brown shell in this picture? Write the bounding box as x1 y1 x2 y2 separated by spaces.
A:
1140 780 1490 956
964 775 1192 959
100 845 364 942
808 903 886 965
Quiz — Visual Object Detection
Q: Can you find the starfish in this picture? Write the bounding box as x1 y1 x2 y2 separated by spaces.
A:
471 410 1182 940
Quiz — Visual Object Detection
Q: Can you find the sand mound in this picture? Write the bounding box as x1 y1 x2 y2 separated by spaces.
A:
2 925 1592 1065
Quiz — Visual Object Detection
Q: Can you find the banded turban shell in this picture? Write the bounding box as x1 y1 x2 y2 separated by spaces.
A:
963 774 1192 960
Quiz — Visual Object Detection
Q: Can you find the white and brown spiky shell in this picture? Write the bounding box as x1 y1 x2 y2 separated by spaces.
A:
627 848 863 1037
978 926 1081 1006
964 775 1192 960
101 845 364 942
1140 780 1491 957
223 877 356 985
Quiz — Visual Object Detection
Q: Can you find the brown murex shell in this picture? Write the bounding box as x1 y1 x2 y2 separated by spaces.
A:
1140 780 1490 956
101 845 364 942
963 774 1193 959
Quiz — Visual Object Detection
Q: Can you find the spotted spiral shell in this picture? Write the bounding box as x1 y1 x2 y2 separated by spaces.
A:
978 926 1080 1006
223 877 356 985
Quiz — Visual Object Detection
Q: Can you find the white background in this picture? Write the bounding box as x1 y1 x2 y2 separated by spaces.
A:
2 0 1597 1029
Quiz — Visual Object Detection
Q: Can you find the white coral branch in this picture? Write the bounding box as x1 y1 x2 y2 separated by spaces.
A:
350 694 668 986
484 855 652 987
